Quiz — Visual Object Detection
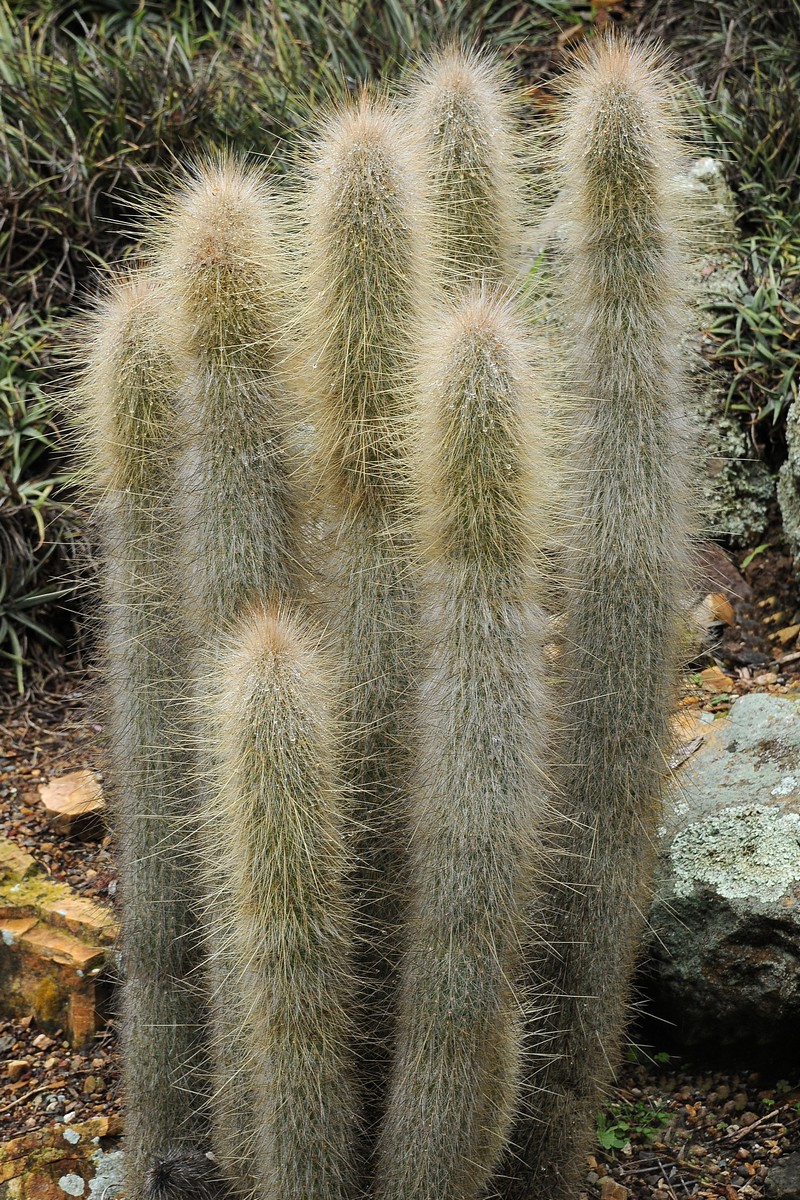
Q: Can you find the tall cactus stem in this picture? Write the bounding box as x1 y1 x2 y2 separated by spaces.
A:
506 38 694 1200
77 275 208 1198
152 157 302 1194
298 93 428 1142
374 289 553 1200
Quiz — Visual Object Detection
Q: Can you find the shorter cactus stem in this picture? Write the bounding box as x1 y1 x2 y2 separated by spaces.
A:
206 603 360 1200
374 289 552 1200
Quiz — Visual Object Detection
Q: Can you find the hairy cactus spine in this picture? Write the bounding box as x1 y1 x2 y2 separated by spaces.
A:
78 276 208 1198
299 94 428 1141
207 603 359 1200
409 46 523 288
507 39 693 1200
374 290 552 1200
152 158 302 1194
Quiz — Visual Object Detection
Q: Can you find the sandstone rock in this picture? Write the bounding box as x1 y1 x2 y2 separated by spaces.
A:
38 772 106 840
0 1115 122 1200
0 842 38 882
647 693 800 1050
699 665 734 693
5 1059 29 1082
599 1179 629 1200
0 914 114 1047
0 837 118 1046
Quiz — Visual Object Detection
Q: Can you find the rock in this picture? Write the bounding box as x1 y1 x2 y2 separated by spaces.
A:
5 1059 29 1082
779 395 800 574
599 1179 629 1200
699 665 734 693
0 915 112 1047
767 1152 800 1200
647 693 800 1050
0 842 38 882
0 838 118 1046
38 772 106 840
0 1115 122 1200
684 160 774 547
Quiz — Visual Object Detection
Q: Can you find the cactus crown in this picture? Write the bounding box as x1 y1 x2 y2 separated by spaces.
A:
77 274 174 499
415 289 547 572
152 156 288 369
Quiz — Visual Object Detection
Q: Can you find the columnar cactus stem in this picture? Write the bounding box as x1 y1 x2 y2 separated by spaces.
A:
374 290 552 1200
78 276 209 1199
153 158 302 1194
506 38 693 1200
299 94 428 1141
206 603 360 1200
409 47 523 288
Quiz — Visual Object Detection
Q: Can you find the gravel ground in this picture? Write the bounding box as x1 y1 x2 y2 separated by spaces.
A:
592 1060 800 1200
0 1016 120 1140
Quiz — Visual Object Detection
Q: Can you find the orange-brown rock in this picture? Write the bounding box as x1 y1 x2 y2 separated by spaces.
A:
0 842 38 882
0 833 118 1046
38 772 107 840
0 916 113 1048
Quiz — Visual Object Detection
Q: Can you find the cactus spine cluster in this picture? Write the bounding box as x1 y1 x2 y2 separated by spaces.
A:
75 36 694 1200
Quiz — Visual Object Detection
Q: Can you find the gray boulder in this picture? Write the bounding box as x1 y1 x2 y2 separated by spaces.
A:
766 1152 800 1200
647 693 800 1049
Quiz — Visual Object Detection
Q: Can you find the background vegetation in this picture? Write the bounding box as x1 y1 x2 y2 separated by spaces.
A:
1 0 798 688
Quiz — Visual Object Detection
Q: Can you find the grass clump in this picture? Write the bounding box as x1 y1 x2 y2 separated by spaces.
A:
0 313 80 690
640 0 800 449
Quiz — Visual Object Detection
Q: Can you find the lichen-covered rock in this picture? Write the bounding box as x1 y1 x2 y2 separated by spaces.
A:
695 380 774 545
686 158 774 547
778 398 800 566
0 1115 122 1200
647 694 800 1049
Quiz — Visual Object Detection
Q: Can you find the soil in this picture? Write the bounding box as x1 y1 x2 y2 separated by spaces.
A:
0 666 116 905
592 1060 800 1200
1 544 799 1192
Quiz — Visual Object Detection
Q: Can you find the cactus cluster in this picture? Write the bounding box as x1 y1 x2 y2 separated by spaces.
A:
75 36 695 1200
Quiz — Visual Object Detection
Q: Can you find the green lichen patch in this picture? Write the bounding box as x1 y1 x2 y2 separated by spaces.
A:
672 803 800 902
